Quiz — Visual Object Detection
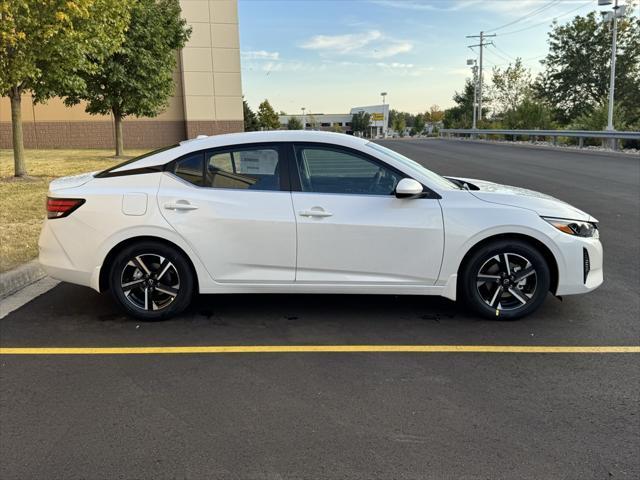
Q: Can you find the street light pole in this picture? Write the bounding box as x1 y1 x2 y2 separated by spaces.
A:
301 107 306 131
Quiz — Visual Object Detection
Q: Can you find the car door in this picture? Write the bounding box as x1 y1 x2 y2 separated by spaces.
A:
290 143 444 284
158 143 296 282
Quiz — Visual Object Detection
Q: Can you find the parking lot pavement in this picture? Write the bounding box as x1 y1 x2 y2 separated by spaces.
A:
1 140 639 479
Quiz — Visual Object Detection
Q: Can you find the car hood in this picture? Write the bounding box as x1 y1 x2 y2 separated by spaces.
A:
49 171 97 192
447 177 596 222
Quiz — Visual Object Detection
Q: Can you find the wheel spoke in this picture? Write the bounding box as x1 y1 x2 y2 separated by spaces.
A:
156 259 173 281
489 286 503 307
144 287 149 310
134 256 151 275
514 266 535 283
508 287 529 305
121 278 145 289
503 253 511 275
155 284 178 297
477 274 501 283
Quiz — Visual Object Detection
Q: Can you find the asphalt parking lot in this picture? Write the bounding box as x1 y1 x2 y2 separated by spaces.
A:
1 139 639 479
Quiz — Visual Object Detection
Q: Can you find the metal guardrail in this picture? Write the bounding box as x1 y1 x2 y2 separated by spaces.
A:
439 128 640 149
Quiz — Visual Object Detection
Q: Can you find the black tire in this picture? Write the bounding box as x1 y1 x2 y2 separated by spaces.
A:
109 240 194 321
459 239 550 320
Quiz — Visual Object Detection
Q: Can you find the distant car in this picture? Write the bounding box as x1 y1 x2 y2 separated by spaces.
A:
39 131 602 320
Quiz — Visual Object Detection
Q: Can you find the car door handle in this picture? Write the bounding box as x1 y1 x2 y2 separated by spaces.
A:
298 208 333 218
164 202 199 211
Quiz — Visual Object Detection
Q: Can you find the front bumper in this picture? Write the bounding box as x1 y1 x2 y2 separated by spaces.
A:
555 235 603 296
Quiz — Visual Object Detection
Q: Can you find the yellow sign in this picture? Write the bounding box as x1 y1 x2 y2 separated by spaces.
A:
371 113 384 121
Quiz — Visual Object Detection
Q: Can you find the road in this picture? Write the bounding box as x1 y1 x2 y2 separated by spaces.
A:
1 139 639 479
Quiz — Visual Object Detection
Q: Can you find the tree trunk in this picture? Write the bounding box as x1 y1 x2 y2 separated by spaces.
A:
113 110 124 157
10 89 27 177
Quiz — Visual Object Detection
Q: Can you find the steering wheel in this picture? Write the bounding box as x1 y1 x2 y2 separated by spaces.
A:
368 167 384 193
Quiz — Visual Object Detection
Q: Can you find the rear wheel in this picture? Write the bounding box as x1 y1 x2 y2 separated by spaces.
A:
109 241 194 320
460 239 550 320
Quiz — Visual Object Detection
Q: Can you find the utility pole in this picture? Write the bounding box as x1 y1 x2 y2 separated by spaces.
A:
467 31 496 122
301 107 306 130
467 59 478 130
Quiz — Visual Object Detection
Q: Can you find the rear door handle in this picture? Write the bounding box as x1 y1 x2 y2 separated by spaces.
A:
164 201 199 211
298 207 332 218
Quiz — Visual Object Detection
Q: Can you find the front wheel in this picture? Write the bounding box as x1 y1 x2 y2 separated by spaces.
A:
460 240 551 320
109 241 194 320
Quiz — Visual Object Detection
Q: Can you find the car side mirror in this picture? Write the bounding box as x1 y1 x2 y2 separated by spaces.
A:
395 178 424 198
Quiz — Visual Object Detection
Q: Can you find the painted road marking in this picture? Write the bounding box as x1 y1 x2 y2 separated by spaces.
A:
0 345 639 355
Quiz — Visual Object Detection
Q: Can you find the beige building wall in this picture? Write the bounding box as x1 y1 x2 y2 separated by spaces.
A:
0 0 243 149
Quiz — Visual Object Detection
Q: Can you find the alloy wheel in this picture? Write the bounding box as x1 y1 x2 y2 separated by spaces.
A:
120 253 180 311
476 252 537 311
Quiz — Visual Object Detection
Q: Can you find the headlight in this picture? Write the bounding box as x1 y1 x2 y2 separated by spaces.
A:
543 217 599 238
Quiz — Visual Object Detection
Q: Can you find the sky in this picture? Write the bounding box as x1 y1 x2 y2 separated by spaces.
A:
238 0 636 115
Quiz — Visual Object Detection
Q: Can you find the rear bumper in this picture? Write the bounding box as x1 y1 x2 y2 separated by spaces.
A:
38 220 95 289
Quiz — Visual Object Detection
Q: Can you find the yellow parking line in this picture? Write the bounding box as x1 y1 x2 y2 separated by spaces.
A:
0 345 639 355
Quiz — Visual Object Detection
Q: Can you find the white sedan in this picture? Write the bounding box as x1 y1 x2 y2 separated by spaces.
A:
39 131 603 320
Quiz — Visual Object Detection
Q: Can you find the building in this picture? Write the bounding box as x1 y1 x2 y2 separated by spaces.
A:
278 104 390 137
0 0 244 149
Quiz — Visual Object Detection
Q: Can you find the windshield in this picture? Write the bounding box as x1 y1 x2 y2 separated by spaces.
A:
365 142 460 190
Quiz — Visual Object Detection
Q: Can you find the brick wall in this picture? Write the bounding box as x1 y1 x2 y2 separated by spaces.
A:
0 120 244 149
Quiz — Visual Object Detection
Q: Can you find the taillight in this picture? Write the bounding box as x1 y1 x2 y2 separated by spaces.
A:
46 197 85 219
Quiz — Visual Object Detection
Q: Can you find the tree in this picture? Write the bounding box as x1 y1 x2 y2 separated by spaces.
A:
287 116 302 130
534 10 640 125
0 0 130 176
243 99 260 131
65 0 190 157
330 123 343 133
502 97 554 130
351 111 370 135
425 104 444 123
491 58 532 116
412 113 425 135
257 99 280 130
392 116 406 136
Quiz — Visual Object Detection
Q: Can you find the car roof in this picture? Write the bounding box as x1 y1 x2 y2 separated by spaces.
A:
111 130 371 172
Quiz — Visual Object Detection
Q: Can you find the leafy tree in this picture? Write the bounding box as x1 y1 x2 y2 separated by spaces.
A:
412 113 425 135
491 58 533 116
257 99 280 130
351 111 370 135
307 113 318 130
570 100 629 146
534 10 640 125
502 96 555 130
65 0 190 157
425 104 444 123
243 99 260 131
287 116 302 130
330 123 343 133
0 0 130 176
392 116 406 136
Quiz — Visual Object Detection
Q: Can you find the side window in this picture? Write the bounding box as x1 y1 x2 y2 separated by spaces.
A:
295 146 402 195
205 148 281 191
172 152 204 186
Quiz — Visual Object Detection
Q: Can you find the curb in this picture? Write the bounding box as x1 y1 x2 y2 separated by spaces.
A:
0 261 47 300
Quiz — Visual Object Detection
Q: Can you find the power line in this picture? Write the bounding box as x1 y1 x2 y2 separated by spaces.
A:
485 0 561 33
498 0 595 36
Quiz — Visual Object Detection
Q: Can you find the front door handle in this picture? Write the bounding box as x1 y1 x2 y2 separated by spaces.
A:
298 207 332 218
164 201 199 211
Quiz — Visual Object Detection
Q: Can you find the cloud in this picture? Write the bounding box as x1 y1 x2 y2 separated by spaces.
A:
300 29 412 59
371 0 573 15
241 50 280 60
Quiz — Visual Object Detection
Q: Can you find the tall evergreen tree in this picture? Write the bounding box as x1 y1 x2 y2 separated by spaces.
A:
243 99 260 131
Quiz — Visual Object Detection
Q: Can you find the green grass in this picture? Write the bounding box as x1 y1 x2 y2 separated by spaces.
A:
0 149 147 272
